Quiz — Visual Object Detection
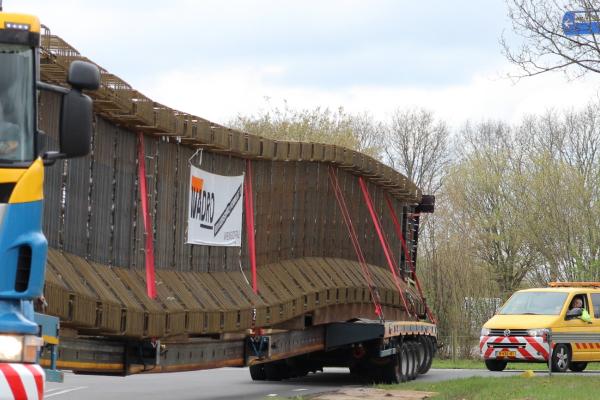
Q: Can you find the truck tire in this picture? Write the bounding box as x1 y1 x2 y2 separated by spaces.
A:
550 344 571 373
569 362 587 372
417 336 433 374
485 359 507 371
249 364 266 381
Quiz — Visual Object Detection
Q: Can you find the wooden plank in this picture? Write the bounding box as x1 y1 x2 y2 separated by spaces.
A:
112 128 137 268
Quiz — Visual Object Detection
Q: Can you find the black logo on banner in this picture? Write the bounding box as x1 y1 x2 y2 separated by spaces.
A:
213 184 242 237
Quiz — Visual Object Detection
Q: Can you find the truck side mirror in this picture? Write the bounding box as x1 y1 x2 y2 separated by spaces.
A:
59 89 93 158
58 61 99 159
67 60 100 91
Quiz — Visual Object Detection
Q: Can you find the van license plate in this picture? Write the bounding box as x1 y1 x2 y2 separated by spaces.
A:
497 350 516 357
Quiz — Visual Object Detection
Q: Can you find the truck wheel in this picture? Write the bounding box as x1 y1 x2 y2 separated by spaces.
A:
417 336 433 374
249 364 266 381
550 344 571 373
485 359 507 371
569 362 587 372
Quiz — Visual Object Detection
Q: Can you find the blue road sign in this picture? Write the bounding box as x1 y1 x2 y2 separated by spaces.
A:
563 11 600 35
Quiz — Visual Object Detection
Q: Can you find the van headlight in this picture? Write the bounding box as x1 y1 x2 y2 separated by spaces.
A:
0 335 42 363
527 328 547 337
480 327 490 336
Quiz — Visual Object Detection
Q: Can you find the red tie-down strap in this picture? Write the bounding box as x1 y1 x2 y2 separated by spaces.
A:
137 133 157 299
384 193 436 324
244 159 258 294
328 166 383 320
358 177 414 319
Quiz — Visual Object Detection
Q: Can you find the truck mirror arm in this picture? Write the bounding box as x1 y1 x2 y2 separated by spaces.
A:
37 81 70 95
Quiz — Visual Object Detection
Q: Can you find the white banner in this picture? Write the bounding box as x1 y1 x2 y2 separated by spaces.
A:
187 165 244 247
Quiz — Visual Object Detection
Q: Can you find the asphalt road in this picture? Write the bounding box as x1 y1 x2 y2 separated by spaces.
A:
43 367 553 400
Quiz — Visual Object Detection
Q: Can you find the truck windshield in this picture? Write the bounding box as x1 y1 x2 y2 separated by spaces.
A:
0 44 34 163
498 292 568 315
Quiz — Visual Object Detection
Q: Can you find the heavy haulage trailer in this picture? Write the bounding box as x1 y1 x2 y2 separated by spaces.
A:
53 319 436 383
1 8 438 398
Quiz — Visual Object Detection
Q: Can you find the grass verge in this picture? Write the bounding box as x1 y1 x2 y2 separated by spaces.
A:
433 357 600 370
388 375 600 400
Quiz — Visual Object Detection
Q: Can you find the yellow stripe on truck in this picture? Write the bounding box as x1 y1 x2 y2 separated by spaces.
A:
9 158 44 203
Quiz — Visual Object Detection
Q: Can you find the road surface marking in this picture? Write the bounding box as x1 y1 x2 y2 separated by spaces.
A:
45 388 63 393
266 394 278 397
292 388 308 391
45 386 87 398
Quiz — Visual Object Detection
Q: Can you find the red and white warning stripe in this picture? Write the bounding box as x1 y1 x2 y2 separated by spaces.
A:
0 363 44 400
479 336 549 361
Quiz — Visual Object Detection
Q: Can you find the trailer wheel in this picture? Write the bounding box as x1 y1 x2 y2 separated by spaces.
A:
264 360 290 381
407 342 419 380
413 340 425 377
417 336 433 374
398 345 409 383
287 357 309 378
378 348 406 384
249 364 266 381
401 342 415 381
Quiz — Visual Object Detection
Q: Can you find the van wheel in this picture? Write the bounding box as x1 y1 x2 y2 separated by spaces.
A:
485 359 507 371
569 362 587 372
551 344 571 373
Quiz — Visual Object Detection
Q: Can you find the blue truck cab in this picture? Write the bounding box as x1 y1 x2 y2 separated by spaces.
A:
0 7 99 398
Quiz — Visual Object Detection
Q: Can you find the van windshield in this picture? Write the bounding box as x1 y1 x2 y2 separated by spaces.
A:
498 292 568 315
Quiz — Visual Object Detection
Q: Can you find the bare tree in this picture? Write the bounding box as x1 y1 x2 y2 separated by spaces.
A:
503 0 600 78
384 108 450 195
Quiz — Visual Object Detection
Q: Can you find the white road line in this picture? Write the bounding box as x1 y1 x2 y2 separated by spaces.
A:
292 388 308 391
266 394 278 397
45 388 64 393
45 386 87 398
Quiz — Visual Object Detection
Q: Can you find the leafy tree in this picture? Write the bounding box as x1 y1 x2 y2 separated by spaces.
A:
230 101 382 157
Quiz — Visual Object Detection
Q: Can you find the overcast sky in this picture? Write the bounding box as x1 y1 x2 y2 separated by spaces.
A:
12 0 600 128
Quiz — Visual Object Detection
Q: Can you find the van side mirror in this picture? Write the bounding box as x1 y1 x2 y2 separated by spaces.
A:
566 308 583 320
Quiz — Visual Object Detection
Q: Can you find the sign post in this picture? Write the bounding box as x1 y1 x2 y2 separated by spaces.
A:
563 10 600 35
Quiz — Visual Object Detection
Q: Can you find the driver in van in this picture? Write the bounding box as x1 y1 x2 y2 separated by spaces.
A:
569 296 592 323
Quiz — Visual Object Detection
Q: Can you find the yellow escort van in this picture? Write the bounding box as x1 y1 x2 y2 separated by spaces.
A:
480 282 600 372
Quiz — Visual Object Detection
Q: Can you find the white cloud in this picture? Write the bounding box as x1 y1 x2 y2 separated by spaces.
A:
141 64 600 129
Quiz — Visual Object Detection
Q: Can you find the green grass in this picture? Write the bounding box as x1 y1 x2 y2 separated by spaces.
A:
386 375 600 400
432 357 600 370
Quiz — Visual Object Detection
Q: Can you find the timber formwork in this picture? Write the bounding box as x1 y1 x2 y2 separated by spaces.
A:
37 27 426 339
